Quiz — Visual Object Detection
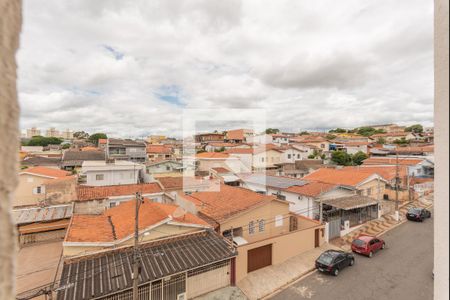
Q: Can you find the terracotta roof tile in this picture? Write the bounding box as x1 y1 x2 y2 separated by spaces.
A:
285 182 338 197
146 145 173 154
183 185 275 222
196 152 230 159
362 157 424 166
76 183 162 201
66 199 209 243
303 168 377 187
342 166 408 181
20 166 71 178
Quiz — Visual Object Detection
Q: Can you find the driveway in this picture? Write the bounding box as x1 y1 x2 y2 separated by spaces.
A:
270 215 434 300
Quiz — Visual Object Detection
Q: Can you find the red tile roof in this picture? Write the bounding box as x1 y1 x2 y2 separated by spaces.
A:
226 129 246 141
66 199 209 243
146 145 173 154
76 183 163 201
224 148 254 154
98 139 107 144
157 176 214 191
342 166 408 181
20 166 71 178
303 168 377 187
284 182 338 197
183 185 276 222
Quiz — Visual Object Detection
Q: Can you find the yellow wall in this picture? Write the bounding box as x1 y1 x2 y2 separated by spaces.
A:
235 223 325 282
357 178 386 200
219 201 290 244
13 174 47 207
253 150 283 169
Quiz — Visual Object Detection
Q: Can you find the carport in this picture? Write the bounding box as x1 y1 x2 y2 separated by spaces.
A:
322 196 379 228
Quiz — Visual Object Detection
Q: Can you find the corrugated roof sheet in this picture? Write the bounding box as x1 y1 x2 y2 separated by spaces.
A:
56 230 236 300
322 196 378 210
240 174 308 189
12 205 73 225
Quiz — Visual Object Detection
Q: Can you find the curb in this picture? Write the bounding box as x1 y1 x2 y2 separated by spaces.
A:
260 267 317 300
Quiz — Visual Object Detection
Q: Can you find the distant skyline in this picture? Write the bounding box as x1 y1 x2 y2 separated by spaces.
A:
18 0 434 138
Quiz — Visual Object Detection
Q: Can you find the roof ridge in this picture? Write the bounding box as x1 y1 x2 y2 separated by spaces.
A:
107 216 117 240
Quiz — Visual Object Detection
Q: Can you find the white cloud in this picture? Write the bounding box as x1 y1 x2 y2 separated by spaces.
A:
18 0 434 137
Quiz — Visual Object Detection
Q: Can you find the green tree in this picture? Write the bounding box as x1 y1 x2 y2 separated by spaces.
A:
265 128 280 134
376 137 387 144
352 151 369 165
331 151 353 166
405 124 423 133
356 127 387 137
62 143 71 149
214 147 226 152
73 131 90 139
88 133 108 145
26 136 63 146
326 134 337 140
329 128 347 133
299 131 310 136
393 137 410 145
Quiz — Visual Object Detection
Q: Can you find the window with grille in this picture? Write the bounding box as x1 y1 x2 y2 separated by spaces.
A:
259 220 265 232
96 174 104 180
249 221 255 235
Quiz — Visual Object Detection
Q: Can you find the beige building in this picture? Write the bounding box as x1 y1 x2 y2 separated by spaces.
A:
146 135 167 144
45 127 60 138
14 167 72 207
26 127 41 138
177 185 326 282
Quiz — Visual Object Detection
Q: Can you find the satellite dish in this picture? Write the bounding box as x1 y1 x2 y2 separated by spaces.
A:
172 207 186 219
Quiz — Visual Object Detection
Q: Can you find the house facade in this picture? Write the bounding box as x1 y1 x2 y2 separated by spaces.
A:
146 160 185 177
106 138 147 163
80 160 145 186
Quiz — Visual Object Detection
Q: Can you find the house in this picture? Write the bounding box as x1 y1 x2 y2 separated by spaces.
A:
272 134 290 145
362 156 434 177
21 155 61 169
146 135 167 144
193 152 247 174
209 167 241 186
106 138 147 163
74 183 164 214
146 160 185 177
246 134 274 145
337 142 370 155
252 145 284 171
224 148 254 171
194 132 226 144
63 200 211 257
14 167 72 207
146 144 174 162
204 142 250 152
279 145 310 163
177 185 326 282
58 201 236 300
157 176 218 195
225 129 254 143
61 149 106 171
79 160 146 186
371 132 416 143
12 204 73 246
290 136 330 151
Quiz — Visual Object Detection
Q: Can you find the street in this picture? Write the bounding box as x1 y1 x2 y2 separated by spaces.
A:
270 215 434 300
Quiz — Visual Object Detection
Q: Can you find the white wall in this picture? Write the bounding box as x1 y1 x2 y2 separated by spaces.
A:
85 169 140 186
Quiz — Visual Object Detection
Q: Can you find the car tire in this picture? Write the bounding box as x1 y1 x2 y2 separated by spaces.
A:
349 259 355 266
381 243 386 250
369 251 373 258
333 268 339 277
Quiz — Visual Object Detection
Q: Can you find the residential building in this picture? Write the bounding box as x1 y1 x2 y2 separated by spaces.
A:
61 149 106 171
106 138 147 163
80 160 145 186
252 145 284 171
272 134 290 145
177 185 326 282
290 136 330 151
193 152 247 174
246 134 274 145
146 144 174 162
279 145 310 163
146 135 167 144
225 129 254 143
45 127 60 138
362 156 434 177
224 148 254 171
157 176 218 195
330 141 370 155
275 160 327 178
60 129 74 140
59 200 236 299
204 142 250 152
21 156 61 169
194 132 226 144
26 127 41 138
74 182 164 213
21 146 44 153
14 167 72 207
146 160 185 177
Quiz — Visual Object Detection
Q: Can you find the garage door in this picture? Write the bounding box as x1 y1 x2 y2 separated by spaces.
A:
187 260 230 298
247 244 272 273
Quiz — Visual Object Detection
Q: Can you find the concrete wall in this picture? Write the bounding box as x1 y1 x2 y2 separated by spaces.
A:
44 177 78 205
85 169 140 186
235 222 325 282
13 174 46 207
0 0 21 298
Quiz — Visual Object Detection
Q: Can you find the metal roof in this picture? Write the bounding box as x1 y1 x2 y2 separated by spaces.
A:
321 196 378 210
241 174 308 189
56 230 236 300
12 204 73 225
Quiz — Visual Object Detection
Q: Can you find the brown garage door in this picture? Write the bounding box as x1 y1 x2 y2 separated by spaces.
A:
247 244 272 273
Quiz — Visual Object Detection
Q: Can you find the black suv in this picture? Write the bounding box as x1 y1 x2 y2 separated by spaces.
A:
406 208 431 222
315 250 355 276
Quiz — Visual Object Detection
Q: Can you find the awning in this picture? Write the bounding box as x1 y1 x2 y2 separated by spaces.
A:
321 196 378 210
18 219 70 234
222 175 240 183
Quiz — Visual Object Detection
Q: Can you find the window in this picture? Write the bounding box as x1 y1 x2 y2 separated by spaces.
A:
96 174 104 181
275 215 283 227
166 166 171 171
261 157 265 163
288 154 292 159
33 186 42 194
110 202 117 208
258 220 265 232
367 188 372 196
297 154 301 159
249 221 255 235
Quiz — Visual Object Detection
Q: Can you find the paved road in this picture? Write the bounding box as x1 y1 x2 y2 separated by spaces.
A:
271 216 434 300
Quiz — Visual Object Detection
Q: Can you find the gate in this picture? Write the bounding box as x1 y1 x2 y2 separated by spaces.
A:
247 244 272 273
328 217 341 240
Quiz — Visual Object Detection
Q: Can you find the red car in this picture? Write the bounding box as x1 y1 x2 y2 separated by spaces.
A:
351 235 385 258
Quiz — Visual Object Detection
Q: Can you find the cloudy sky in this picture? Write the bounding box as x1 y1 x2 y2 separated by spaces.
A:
18 0 434 138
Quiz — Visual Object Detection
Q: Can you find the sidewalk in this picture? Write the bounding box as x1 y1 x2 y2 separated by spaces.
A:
194 287 248 300
332 197 434 251
237 243 340 300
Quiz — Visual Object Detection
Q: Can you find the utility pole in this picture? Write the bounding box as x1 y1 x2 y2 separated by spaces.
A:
395 151 400 222
132 192 142 300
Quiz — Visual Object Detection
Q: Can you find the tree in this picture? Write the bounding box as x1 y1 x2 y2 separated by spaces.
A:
405 124 423 133
73 131 90 139
356 127 386 137
265 128 280 134
393 137 410 145
214 147 226 152
299 131 310 136
329 128 347 133
331 151 353 166
62 143 71 149
88 133 107 145
26 136 63 146
352 151 368 165
326 134 337 140
376 137 387 145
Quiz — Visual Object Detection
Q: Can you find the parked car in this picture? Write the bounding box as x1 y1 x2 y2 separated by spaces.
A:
351 235 385 258
315 250 355 276
406 208 431 222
